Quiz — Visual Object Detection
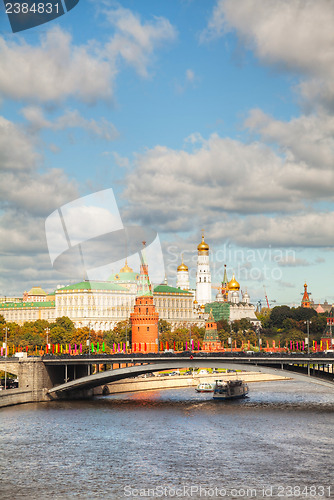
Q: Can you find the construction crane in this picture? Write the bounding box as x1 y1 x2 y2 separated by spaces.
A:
263 286 270 308
260 286 276 309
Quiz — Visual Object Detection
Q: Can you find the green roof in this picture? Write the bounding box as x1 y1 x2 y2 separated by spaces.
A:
27 287 47 296
0 301 55 309
154 284 192 295
56 281 129 292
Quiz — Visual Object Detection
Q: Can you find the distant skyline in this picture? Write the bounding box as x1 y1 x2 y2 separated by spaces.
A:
0 0 333 306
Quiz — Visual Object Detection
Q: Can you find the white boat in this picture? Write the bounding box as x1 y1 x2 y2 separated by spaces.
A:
213 379 249 400
195 382 214 393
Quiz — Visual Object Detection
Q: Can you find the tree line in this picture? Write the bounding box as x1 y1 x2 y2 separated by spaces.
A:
0 304 329 352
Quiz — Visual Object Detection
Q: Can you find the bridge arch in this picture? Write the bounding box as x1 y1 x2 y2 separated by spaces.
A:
48 360 334 396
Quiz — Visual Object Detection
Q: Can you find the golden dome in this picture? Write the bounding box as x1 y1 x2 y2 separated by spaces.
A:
228 273 240 291
120 259 133 273
177 255 188 272
193 300 198 304
197 232 209 252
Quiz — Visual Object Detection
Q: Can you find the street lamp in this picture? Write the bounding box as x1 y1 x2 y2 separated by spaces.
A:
229 323 233 353
304 320 312 376
3 326 8 390
125 319 128 353
87 322 91 356
256 325 262 351
189 323 192 351
45 327 50 352
304 320 312 356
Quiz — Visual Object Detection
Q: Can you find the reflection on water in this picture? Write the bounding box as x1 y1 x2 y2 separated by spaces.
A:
0 381 333 499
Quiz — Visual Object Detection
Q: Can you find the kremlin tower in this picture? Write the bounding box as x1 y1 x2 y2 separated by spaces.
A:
195 231 212 306
176 255 190 290
130 242 159 352
301 282 311 308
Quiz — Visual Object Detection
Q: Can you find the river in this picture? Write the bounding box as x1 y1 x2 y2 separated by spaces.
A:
1 380 333 500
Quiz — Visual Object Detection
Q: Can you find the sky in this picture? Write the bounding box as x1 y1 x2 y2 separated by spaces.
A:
0 0 333 307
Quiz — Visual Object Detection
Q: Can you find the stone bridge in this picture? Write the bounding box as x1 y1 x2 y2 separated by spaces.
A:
1 352 334 407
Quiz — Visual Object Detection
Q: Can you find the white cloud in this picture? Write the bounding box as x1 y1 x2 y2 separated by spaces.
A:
0 8 177 104
210 212 334 247
104 6 177 78
0 116 39 172
122 132 334 247
274 256 310 267
0 113 80 295
186 69 195 83
245 109 334 171
0 115 77 214
201 0 334 107
0 27 115 104
22 106 119 141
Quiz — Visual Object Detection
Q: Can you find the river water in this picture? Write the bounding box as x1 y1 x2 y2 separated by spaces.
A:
1 380 333 500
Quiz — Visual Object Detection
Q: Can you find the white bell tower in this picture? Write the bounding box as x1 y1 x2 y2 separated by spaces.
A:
176 255 190 290
195 231 212 306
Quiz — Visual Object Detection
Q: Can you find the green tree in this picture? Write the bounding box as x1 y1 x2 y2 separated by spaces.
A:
19 322 44 346
158 319 172 333
103 320 131 348
292 307 317 322
270 305 293 328
256 308 271 329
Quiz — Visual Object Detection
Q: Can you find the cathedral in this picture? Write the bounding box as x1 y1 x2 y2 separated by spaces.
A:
175 233 259 325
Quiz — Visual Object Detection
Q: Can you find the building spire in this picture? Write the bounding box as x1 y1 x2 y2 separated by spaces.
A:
137 241 152 296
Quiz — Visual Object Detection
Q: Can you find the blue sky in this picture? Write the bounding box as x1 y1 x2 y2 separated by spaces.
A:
0 0 333 307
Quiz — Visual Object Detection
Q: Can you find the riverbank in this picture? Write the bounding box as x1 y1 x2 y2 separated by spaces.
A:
98 371 290 395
